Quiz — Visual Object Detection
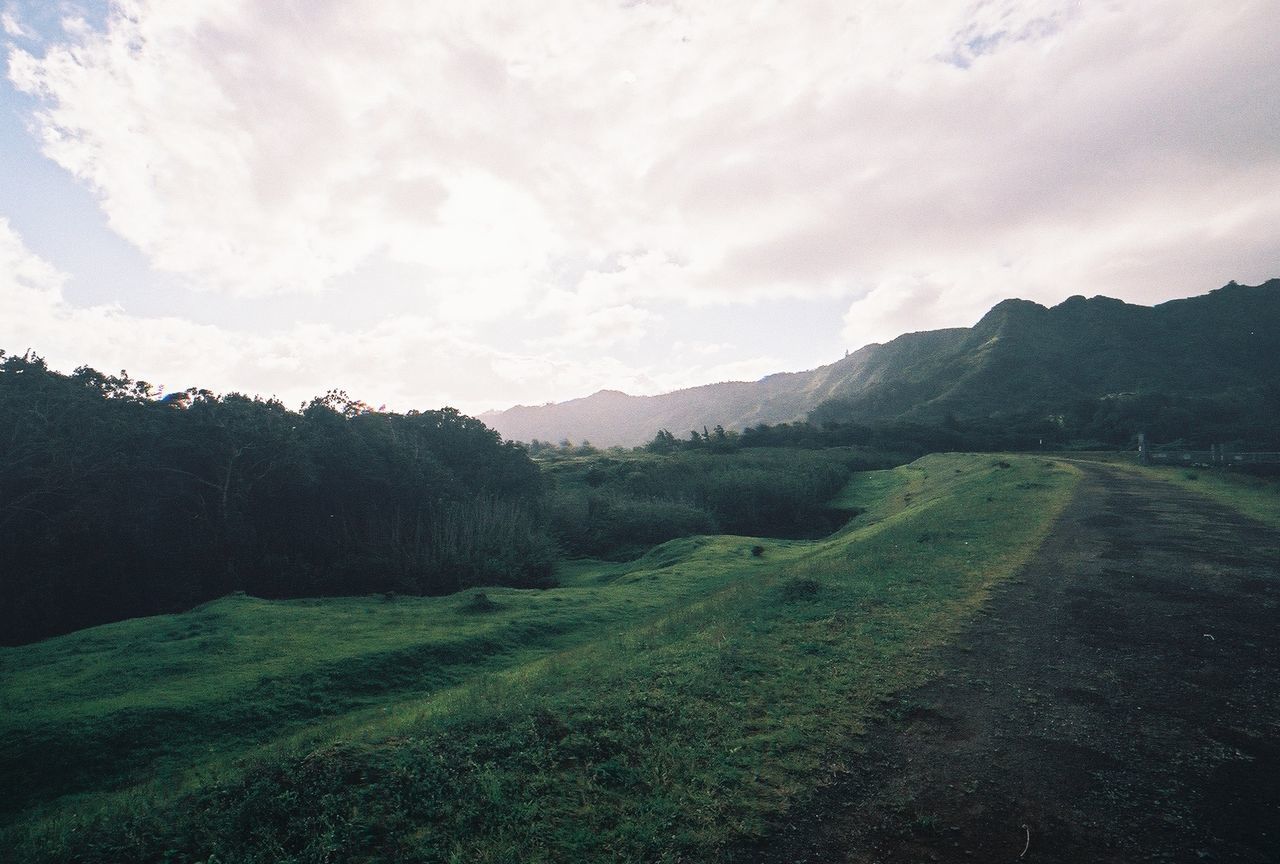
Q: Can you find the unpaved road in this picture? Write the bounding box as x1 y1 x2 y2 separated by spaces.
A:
755 462 1280 863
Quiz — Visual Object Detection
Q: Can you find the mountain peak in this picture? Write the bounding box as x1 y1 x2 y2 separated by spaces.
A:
1052 293 1128 309
973 297 1045 331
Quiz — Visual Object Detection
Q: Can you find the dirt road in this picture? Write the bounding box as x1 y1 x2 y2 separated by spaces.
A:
755 462 1280 863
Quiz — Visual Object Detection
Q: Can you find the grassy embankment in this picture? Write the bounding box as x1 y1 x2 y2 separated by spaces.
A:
1060 450 1280 528
1144 467 1280 528
0 454 1078 863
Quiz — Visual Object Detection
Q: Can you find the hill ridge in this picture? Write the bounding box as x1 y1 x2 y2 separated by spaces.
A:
481 279 1280 446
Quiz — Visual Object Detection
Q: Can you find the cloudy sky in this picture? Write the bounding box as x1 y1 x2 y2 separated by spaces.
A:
2 1 1277 415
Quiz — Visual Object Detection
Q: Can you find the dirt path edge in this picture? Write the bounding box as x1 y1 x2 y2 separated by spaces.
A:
747 462 1280 863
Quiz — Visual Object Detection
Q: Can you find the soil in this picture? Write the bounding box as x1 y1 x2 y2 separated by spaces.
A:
752 462 1280 863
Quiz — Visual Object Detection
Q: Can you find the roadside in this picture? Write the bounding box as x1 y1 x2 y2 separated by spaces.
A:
753 461 1280 863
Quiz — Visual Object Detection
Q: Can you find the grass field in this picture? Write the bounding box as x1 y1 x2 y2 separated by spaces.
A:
1 454 1079 863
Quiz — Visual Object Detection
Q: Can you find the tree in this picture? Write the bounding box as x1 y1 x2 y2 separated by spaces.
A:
0 358 555 645
645 429 677 454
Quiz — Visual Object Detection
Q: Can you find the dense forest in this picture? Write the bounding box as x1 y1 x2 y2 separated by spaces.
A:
0 352 553 646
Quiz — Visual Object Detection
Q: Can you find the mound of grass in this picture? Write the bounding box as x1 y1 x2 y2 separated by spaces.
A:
1 454 1078 863
459 590 500 613
778 577 823 601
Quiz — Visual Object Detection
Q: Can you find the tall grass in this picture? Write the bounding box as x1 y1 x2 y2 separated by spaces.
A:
545 447 893 558
422 494 557 590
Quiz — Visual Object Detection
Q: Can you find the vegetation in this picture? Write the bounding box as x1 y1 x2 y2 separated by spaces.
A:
485 280 1280 451
540 447 900 559
0 352 553 646
811 389 1280 452
1157 469 1280 528
1040 450 1280 528
1103 458 1280 529
6 278 1277 860
8 299 1275 859
1 454 1079 863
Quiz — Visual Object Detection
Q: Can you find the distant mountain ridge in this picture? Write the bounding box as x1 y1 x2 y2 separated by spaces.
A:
481 279 1280 446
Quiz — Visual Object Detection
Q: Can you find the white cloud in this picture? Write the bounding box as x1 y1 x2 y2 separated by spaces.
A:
0 217 774 416
4 0 1279 405
529 303 658 349
841 173 1280 350
1 7 32 39
1 215 239 392
663 355 787 389
0 217 605 415
0 215 66 314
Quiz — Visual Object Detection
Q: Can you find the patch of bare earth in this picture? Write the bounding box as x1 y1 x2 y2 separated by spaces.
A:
752 463 1280 863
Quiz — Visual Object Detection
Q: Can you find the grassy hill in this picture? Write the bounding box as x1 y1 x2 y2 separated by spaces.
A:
2 454 1077 863
481 279 1280 446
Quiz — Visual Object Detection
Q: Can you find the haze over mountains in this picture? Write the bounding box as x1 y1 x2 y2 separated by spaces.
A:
483 280 1280 447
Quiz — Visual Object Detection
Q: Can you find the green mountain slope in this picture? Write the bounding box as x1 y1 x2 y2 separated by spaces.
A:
481 279 1280 446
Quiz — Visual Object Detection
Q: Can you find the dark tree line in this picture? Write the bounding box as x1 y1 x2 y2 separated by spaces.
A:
0 353 553 645
644 425 741 454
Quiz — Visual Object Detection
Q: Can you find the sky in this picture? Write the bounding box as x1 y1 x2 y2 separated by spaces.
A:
1 0 1277 416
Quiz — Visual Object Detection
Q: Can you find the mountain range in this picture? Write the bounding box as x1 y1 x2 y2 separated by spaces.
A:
481 279 1280 447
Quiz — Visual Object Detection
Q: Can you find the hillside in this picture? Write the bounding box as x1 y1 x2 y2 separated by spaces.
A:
482 279 1280 446
0 455 1077 862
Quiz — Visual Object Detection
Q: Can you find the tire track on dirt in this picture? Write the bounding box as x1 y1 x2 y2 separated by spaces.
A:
754 462 1280 863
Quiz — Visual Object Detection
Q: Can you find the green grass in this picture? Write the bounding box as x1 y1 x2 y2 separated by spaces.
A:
1 454 1079 863
1131 464 1280 528
1055 451 1280 528
1167 473 1280 527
